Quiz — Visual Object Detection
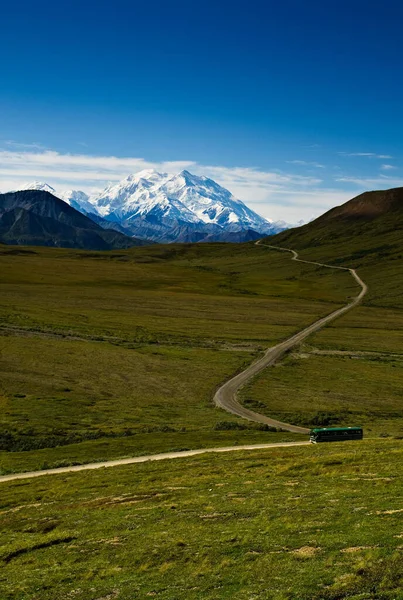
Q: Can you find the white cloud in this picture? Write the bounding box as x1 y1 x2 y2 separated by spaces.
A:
380 164 397 171
0 147 357 221
286 160 325 168
336 175 403 187
338 152 393 159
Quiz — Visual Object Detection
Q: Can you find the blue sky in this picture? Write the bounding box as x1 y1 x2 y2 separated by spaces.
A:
1 0 403 221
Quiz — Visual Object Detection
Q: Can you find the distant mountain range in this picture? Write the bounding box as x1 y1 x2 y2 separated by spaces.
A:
0 190 149 250
16 170 290 243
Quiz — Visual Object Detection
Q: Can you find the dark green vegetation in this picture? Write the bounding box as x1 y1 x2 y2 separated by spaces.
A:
270 186 403 359
1 241 354 473
0 190 147 249
1 440 403 599
240 350 403 437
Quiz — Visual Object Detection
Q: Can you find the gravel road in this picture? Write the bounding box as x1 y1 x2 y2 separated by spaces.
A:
0 442 309 483
213 241 367 434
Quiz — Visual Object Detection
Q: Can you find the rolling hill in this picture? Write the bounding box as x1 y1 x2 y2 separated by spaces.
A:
268 185 403 316
270 186 403 266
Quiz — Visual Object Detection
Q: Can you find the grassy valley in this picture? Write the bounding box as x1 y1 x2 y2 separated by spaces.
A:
0 241 354 473
2 186 403 599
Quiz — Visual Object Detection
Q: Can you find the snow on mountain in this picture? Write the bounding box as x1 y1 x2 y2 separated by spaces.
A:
90 169 279 236
18 181 57 194
16 182 98 216
58 190 98 215
10 171 292 243
92 170 200 224
161 170 273 231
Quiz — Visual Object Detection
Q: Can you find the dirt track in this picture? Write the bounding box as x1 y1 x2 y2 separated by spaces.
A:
0 442 310 483
213 241 367 434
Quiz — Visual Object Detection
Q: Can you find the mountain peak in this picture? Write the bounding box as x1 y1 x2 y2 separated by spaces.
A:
19 181 56 194
124 169 168 183
176 169 205 185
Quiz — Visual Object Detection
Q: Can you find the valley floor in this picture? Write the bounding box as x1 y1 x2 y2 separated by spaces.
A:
1 240 403 598
0 242 353 473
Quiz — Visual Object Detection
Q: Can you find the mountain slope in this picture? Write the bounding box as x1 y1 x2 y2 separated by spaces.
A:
18 182 96 216
269 186 403 309
0 190 149 249
271 187 403 260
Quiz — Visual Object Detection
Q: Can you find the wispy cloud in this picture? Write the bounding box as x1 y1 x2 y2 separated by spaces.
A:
338 151 393 159
0 147 356 221
0 149 322 194
380 164 397 171
286 160 325 168
2 140 48 151
336 175 403 187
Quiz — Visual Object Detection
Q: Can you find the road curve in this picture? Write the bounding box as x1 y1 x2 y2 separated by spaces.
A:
0 442 309 483
213 241 368 434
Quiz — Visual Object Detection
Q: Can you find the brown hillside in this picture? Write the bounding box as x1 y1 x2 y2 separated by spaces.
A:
319 187 403 222
271 186 403 253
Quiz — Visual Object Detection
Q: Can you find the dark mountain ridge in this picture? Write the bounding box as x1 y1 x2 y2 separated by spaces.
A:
0 190 149 250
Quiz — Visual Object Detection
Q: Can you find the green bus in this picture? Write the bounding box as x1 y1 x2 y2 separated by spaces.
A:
310 426 363 443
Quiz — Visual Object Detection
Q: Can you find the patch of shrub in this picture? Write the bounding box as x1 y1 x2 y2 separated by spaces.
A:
313 555 403 600
213 421 278 432
309 412 343 427
0 424 183 452
214 421 248 431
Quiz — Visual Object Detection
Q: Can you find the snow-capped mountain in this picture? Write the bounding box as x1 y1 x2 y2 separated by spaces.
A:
13 171 291 243
88 169 285 241
93 170 200 224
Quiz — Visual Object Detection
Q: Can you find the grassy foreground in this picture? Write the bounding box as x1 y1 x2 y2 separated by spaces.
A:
1 439 403 599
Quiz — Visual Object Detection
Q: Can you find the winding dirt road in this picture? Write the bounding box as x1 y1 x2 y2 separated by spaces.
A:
213 241 367 434
0 243 366 484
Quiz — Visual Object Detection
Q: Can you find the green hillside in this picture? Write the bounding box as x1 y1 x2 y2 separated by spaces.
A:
271 186 403 264
270 186 403 309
